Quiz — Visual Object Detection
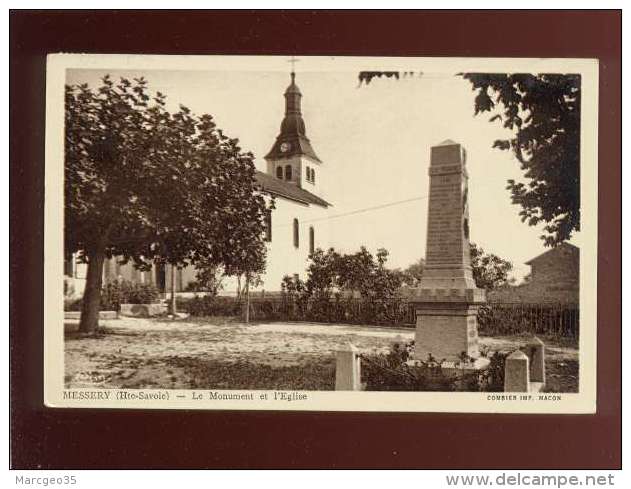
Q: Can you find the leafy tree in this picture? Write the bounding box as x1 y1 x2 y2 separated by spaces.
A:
337 247 404 302
401 258 425 287
462 73 580 246
282 247 404 303
401 244 512 290
301 247 341 301
281 274 306 299
469 243 513 290
65 76 269 332
185 262 224 295
358 71 580 246
336 247 376 296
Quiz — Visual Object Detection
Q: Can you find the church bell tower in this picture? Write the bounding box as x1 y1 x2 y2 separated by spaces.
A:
265 68 325 199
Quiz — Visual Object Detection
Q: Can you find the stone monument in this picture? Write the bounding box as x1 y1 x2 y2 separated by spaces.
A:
412 140 487 365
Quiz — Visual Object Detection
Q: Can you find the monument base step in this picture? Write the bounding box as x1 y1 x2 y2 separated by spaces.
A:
529 382 544 393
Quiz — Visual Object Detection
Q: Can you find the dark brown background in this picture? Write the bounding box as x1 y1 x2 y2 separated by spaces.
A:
10 10 621 469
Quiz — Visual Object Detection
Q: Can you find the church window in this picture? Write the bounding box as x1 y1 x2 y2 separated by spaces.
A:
312 169 316 184
309 226 315 254
276 166 283 179
264 210 272 242
293 218 299 248
285 165 293 180
306 167 312 182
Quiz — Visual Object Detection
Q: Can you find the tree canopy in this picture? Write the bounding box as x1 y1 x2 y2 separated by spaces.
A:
462 73 580 246
281 247 405 302
469 243 514 290
400 258 425 287
400 243 513 291
65 76 269 331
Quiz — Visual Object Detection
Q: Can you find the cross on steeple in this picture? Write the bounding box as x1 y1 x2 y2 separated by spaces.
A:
288 56 300 76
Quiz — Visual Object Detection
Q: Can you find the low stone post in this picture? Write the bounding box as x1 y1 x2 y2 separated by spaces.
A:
335 343 362 391
504 350 530 392
529 336 546 385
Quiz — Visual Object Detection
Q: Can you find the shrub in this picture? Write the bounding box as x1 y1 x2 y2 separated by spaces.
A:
179 295 242 317
361 340 508 392
248 299 286 321
184 266 223 295
361 341 453 391
64 280 161 311
102 280 160 308
480 349 509 392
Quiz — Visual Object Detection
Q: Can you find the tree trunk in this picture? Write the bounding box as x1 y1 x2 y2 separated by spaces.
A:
79 248 106 333
236 275 242 301
244 273 250 323
170 264 177 316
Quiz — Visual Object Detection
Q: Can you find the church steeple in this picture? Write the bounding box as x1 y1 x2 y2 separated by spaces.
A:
265 71 321 163
284 72 302 115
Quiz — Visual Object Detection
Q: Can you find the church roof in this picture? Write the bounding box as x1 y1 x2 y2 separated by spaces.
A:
254 171 331 208
265 136 321 162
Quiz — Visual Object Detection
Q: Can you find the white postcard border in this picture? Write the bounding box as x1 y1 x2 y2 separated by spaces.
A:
44 54 599 413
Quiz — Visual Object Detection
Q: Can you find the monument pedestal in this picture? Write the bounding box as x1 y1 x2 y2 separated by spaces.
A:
408 288 489 392
411 287 486 362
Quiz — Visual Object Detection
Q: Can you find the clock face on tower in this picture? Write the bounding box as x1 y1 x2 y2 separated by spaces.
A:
280 142 291 153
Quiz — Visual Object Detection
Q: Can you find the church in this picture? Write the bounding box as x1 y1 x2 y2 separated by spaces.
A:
64 70 332 297
222 70 331 294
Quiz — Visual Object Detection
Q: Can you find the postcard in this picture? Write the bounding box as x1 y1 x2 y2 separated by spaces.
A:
44 54 598 413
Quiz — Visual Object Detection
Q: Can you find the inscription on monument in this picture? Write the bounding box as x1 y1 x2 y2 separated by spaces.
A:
425 158 468 266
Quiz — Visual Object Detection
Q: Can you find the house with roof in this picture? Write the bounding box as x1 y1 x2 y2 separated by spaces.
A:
488 242 580 305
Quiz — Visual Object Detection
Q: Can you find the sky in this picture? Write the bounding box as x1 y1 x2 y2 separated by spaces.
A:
67 64 579 281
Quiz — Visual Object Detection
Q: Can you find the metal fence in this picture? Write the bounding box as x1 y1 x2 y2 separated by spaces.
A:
243 298 579 338
246 297 416 326
180 295 579 339
478 302 579 339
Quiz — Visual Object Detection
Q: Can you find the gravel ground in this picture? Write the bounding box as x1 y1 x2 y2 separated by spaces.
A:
64 316 579 391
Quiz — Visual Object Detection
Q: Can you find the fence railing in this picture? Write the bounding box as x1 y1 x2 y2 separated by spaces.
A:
246 297 416 327
178 296 579 339
478 302 579 339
